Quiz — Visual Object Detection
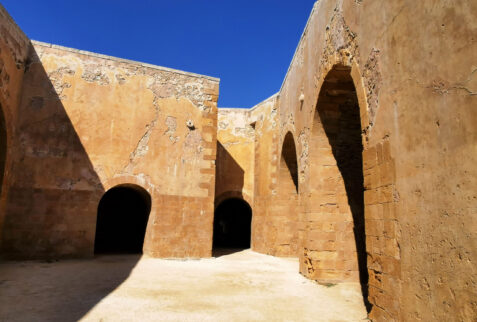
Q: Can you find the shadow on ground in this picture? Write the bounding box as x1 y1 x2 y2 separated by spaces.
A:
0 255 140 322
212 248 248 257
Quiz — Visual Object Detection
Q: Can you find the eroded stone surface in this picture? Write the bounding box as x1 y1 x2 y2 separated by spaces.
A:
0 1 476 321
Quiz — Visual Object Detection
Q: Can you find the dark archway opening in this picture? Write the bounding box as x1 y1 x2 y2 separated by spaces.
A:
316 64 369 310
94 184 151 254
280 132 299 194
213 198 252 254
0 105 6 196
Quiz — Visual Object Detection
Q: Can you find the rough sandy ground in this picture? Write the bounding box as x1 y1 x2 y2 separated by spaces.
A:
0 250 368 322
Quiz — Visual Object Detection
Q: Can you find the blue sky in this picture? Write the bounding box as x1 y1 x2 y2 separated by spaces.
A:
2 1 315 108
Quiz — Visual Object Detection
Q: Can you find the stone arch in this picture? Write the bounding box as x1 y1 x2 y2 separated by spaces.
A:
213 197 252 252
313 54 371 148
94 183 152 254
102 175 155 196
303 63 368 301
279 131 299 194
214 190 252 210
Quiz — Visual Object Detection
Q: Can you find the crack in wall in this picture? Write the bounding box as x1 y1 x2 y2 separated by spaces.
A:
124 104 160 173
413 68 477 96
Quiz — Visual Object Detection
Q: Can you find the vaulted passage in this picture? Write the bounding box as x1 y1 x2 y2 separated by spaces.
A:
213 198 252 249
94 185 151 254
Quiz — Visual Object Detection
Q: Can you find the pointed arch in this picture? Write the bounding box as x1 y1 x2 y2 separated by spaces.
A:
279 131 299 194
305 64 368 298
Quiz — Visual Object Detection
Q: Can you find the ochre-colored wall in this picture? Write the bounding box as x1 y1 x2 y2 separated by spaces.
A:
1 42 219 259
215 99 302 256
215 108 255 206
0 6 30 249
258 0 477 320
0 1 476 321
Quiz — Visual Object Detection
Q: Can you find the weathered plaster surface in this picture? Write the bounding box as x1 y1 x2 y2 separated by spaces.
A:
257 0 477 320
215 108 255 206
0 1 476 321
1 40 219 259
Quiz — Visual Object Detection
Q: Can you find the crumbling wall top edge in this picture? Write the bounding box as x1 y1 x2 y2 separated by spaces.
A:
219 92 278 113
278 1 319 93
249 92 279 111
31 40 221 83
218 107 250 111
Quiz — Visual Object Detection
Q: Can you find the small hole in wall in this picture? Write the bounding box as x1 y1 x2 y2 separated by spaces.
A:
186 119 195 130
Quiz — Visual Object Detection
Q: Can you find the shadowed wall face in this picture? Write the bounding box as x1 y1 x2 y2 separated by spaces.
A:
280 132 299 194
213 198 252 249
0 7 31 244
261 131 301 257
318 67 366 289
215 141 245 200
1 42 219 259
215 109 255 204
302 65 366 289
95 185 151 254
0 2 476 320
0 107 5 196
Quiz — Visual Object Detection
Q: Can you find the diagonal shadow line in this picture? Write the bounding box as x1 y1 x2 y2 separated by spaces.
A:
0 42 142 321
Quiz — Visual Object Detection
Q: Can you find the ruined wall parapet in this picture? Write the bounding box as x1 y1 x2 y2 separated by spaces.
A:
2 38 220 259
32 41 219 112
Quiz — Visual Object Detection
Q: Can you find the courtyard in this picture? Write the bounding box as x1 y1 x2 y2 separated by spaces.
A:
0 250 367 321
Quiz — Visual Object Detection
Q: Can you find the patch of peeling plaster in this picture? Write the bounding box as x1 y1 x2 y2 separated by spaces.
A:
124 105 159 172
81 64 110 85
298 129 309 185
164 116 180 143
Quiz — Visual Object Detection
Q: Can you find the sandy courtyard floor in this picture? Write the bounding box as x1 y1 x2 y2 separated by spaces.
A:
0 250 368 322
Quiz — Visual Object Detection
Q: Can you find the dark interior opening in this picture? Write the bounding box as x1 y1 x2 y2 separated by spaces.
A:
281 132 299 193
0 106 6 195
94 184 151 254
316 65 369 310
213 198 252 251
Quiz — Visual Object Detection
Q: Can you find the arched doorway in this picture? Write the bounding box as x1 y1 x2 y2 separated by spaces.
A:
280 132 299 194
307 64 368 300
213 198 252 251
0 105 6 196
94 184 151 254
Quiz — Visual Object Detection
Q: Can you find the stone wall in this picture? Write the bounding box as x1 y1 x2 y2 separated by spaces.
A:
0 5 30 249
215 108 255 207
249 95 302 256
267 0 477 320
1 41 219 259
0 1 475 321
